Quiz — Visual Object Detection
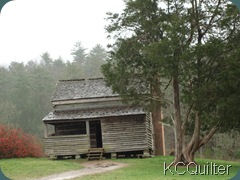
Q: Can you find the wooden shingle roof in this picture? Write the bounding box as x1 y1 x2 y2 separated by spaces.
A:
43 106 145 121
51 78 118 102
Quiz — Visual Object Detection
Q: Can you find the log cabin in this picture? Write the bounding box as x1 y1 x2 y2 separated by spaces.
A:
43 78 155 159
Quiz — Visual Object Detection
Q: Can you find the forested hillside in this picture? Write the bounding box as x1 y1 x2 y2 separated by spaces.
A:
0 42 107 136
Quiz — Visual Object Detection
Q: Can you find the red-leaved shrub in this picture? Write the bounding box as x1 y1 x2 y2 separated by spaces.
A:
0 124 43 158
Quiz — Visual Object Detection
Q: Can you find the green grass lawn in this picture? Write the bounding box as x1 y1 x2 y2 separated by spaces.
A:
0 157 84 180
74 156 240 180
0 156 239 180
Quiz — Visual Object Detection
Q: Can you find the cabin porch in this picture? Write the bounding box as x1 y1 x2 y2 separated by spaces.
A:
44 119 104 158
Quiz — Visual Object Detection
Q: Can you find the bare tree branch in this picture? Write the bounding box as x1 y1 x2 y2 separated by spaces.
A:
198 123 220 149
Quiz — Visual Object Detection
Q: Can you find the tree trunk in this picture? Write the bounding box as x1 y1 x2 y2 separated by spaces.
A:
172 76 184 163
151 81 164 156
152 101 164 155
179 121 219 164
181 112 201 163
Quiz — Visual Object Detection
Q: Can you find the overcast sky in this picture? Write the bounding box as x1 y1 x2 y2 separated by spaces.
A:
0 0 124 66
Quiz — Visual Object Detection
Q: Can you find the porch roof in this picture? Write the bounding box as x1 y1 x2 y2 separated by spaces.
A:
43 106 145 122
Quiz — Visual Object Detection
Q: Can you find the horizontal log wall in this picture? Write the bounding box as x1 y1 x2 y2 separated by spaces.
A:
45 135 89 156
101 115 148 153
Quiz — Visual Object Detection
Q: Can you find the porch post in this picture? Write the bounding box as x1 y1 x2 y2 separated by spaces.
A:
86 121 90 148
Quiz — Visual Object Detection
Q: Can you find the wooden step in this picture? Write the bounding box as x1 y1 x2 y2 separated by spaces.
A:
87 148 104 160
88 148 104 151
88 149 104 152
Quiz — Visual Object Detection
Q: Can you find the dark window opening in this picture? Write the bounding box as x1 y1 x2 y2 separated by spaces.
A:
55 121 86 136
89 120 102 148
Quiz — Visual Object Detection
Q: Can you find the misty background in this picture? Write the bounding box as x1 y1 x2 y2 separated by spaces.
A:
0 42 107 136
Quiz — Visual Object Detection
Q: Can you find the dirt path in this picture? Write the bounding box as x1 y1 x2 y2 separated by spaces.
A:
33 160 127 180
